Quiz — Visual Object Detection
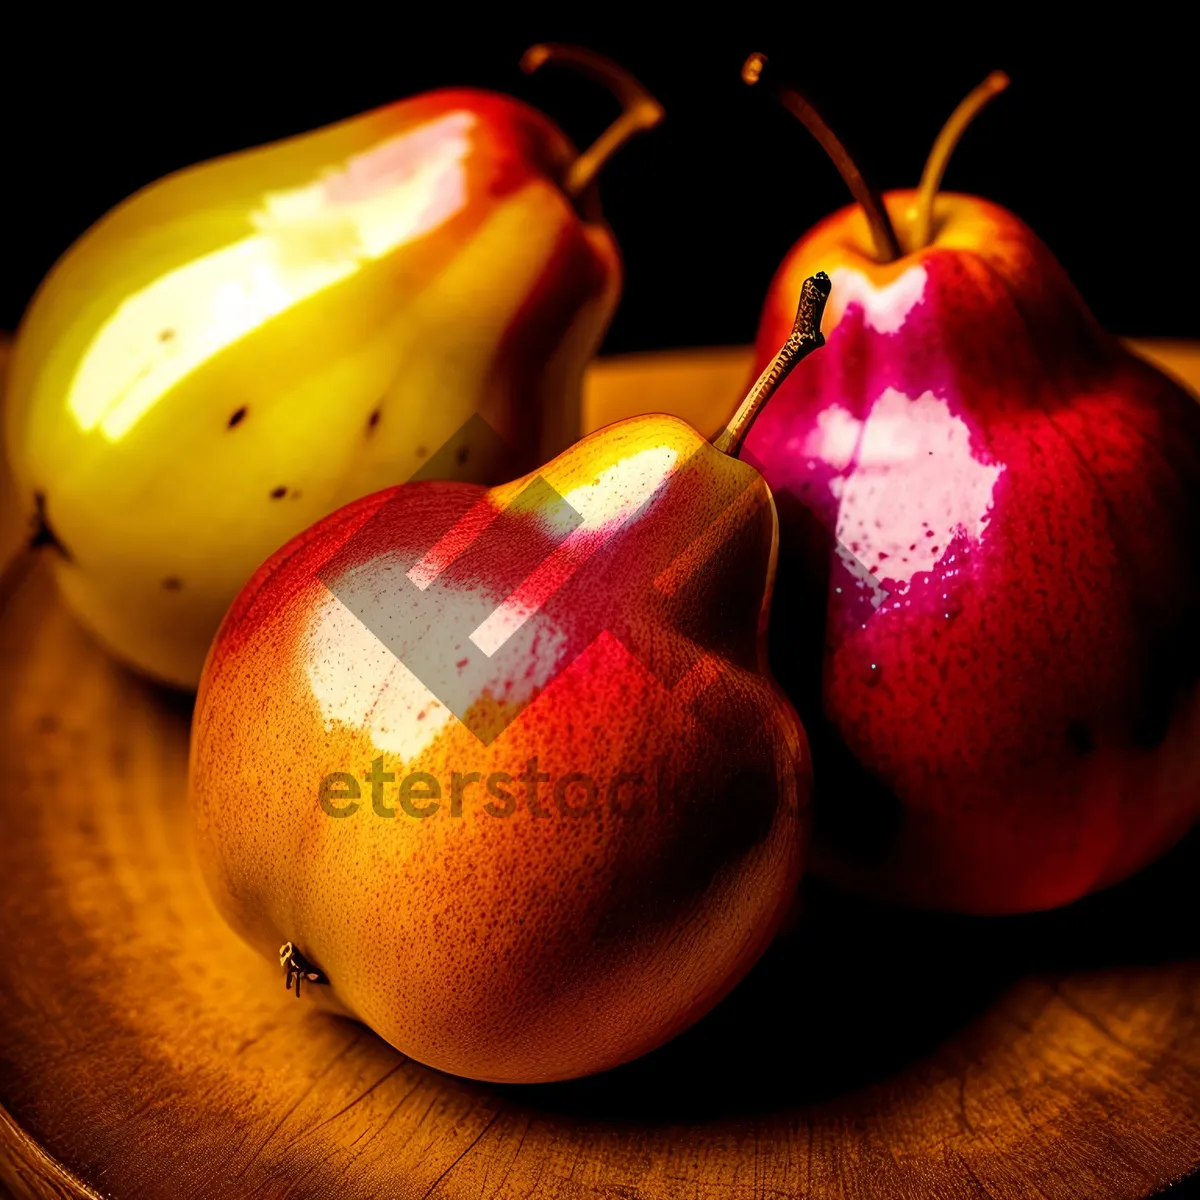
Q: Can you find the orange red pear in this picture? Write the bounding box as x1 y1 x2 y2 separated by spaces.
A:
188 276 830 1082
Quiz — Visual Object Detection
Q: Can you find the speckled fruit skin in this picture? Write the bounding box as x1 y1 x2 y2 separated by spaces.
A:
7 88 619 688
190 415 809 1082
743 190 1200 914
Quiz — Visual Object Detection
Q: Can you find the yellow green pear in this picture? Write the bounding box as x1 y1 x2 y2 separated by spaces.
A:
4 46 660 686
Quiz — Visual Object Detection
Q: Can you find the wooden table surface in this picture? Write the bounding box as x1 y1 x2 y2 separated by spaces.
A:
2 339 1200 1199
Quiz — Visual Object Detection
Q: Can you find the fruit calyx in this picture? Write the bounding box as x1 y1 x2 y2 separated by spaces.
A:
742 53 1008 260
712 271 831 456
280 941 328 997
29 491 72 561
521 43 664 200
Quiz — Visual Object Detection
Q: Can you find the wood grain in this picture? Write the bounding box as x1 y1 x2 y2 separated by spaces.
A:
580 339 1200 441
1 342 1200 1199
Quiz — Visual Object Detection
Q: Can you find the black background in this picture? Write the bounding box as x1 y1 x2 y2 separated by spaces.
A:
1 21 1197 348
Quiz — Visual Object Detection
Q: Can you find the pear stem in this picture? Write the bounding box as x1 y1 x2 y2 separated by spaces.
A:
912 71 1010 249
521 44 664 199
743 53 900 264
712 272 831 458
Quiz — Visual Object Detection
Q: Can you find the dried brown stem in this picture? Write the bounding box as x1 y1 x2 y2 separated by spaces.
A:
521 44 664 199
712 272 831 457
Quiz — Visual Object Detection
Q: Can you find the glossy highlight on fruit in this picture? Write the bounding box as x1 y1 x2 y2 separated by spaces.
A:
5 46 661 687
188 278 829 1083
741 60 1200 913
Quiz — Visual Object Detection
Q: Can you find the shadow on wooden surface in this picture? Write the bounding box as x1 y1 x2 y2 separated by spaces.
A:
513 826 1200 1123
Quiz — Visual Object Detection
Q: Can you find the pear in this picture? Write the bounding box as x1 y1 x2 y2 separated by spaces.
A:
5 46 662 687
741 60 1200 912
188 276 830 1083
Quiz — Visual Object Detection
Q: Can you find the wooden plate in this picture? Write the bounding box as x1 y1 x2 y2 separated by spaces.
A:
2 342 1200 1200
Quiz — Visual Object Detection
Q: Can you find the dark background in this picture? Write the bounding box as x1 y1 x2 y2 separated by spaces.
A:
1 22 1196 348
